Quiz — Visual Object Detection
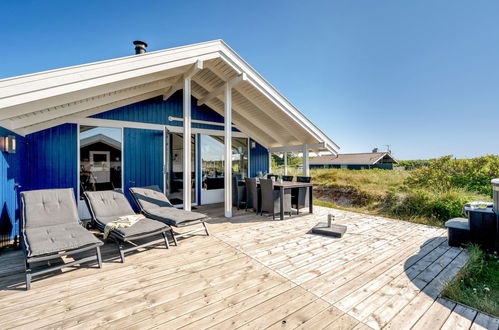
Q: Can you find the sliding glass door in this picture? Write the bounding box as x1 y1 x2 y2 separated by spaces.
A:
166 133 249 206
167 133 196 206
79 126 123 193
78 125 123 218
200 135 225 204
232 137 249 179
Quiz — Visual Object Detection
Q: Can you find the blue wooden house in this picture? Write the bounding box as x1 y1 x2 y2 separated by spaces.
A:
0 40 339 245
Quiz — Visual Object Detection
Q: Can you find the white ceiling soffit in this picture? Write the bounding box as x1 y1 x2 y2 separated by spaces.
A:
0 39 339 154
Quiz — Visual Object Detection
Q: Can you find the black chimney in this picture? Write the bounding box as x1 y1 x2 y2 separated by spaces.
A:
133 40 148 54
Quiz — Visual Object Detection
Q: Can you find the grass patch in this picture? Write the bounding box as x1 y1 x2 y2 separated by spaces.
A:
312 168 409 197
442 245 499 317
314 199 356 213
310 168 490 227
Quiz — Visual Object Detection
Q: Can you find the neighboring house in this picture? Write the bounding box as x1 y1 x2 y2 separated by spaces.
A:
310 152 397 170
0 39 339 243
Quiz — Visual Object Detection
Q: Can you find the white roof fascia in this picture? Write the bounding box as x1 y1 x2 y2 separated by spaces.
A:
216 41 339 153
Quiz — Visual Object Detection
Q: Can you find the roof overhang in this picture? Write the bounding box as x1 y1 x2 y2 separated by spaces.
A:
268 142 329 153
0 40 339 154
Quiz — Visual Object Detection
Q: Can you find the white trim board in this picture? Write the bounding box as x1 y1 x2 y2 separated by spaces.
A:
72 118 165 131
166 125 247 138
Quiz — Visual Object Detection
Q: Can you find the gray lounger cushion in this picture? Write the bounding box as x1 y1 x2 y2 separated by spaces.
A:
21 188 102 257
144 208 207 227
84 190 168 239
25 223 102 257
130 186 207 227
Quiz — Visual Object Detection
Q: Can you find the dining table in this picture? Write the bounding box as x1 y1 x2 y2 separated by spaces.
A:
273 181 314 220
238 179 314 220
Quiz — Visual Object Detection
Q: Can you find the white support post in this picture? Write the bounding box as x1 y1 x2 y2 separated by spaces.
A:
303 145 310 176
268 151 272 174
284 152 288 175
180 60 203 211
224 83 233 218
183 77 192 211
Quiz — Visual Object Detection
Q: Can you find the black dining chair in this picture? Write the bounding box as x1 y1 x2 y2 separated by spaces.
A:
266 174 278 181
232 175 246 210
297 176 311 183
259 178 292 220
282 175 294 182
293 176 311 213
245 178 260 213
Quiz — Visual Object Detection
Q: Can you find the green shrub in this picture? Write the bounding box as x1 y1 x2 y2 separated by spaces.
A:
311 168 408 196
311 156 497 227
406 155 499 196
396 159 430 170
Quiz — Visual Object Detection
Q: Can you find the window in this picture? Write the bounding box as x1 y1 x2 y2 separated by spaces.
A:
79 126 122 198
200 136 249 190
201 135 224 190
232 137 248 179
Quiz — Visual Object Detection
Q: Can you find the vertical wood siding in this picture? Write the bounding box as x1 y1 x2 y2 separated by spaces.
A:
124 128 164 209
25 124 78 196
93 91 230 131
0 128 25 243
250 139 269 177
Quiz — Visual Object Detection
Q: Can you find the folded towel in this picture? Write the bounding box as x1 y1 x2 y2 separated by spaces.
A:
104 214 146 239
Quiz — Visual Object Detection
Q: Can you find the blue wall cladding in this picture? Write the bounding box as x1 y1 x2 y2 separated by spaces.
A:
0 127 26 243
123 128 164 209
250 139 269 177
93 91 238 131
25 124 78 197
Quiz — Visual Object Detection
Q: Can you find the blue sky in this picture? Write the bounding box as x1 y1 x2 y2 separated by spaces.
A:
1 1 499 160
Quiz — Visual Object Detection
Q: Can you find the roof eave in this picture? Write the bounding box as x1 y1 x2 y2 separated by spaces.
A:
0 39 339 152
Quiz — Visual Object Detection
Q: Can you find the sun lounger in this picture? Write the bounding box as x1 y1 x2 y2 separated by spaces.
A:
129 186 209 245
20 188 103 290
83 190 170 262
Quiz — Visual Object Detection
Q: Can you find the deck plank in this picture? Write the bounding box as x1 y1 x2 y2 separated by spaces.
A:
470 312 499 330
411 297 456 330
440 303 477 330
0 206 495 329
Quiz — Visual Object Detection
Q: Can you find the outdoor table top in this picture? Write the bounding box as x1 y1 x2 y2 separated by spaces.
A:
272 181 312 188
238 180 313 188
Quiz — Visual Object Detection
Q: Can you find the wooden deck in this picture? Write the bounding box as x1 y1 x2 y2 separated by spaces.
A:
0 206 497 329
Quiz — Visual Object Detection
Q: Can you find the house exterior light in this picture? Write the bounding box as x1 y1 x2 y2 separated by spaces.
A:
0 135 16 153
